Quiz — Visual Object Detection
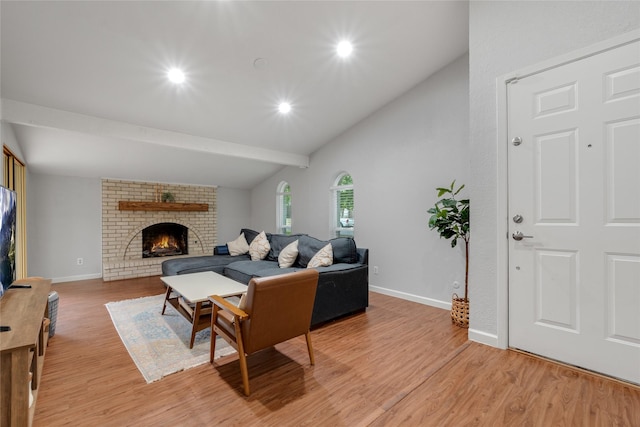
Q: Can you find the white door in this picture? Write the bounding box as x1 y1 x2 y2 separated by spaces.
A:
508 40 640 384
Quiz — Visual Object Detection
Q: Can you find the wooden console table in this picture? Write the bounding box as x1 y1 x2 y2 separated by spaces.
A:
0 278 51 427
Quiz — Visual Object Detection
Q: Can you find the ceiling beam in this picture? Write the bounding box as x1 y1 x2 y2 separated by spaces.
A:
1 99 309 168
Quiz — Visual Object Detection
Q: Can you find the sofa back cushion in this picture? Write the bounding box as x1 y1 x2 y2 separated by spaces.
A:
330 237 358 264
266 233 305 261
297 236 327 268
297 235 358 267
240 228 261 245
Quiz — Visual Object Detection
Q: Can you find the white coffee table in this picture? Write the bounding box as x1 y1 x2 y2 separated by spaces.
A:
160 271 247 348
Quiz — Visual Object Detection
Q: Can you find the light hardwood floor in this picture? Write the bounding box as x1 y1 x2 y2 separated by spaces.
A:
34 276 639 426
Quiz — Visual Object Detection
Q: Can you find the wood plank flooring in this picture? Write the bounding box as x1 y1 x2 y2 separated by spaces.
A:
34 276 639 426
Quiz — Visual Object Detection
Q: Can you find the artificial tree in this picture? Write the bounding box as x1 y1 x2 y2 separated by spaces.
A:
427 180 470 302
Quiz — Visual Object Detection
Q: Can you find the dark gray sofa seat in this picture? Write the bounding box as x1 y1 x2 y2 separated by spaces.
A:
161 254 249 275
223 260 279 284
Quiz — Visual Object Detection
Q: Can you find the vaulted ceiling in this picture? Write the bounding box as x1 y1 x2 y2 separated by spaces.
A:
1 1 468 189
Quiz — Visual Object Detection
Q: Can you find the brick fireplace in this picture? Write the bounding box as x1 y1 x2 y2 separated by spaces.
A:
102 179 217 281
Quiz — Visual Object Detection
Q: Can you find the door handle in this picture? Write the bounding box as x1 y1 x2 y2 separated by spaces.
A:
512 231 533 241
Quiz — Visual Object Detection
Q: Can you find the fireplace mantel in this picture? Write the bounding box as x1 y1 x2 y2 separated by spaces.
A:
118 201 209 212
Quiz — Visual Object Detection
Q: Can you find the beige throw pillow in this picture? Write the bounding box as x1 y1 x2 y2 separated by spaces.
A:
278 240 299 268
238 293 247 311
249 231 270 260
227 233 249 256
307 243 333 268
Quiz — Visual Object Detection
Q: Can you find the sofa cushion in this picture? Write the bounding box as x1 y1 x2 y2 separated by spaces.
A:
266 233 303 261
161 254 248 276
308 243 333 268
278 240 299 268
224 260 279 284
252 266 303 277
297 235 357 267
297 235 328 268
240 228 260 245
227 233 250 256
329 237 358 264
249 231 270 260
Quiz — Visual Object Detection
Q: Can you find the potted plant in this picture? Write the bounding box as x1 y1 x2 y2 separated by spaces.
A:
427 180 470 328
161 191 175 203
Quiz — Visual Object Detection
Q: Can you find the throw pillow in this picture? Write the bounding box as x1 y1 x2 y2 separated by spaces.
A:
307 243 333 268
249 231 270 260
213 245 229 255
238 293 247 311
266 234 303 261
278 240 299 268
227 233 249 256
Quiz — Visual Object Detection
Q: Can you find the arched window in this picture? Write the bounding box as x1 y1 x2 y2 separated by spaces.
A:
331 173 354 238
276 181 292 235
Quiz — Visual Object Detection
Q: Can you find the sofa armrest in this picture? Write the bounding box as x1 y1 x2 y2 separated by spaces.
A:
356 248 368 265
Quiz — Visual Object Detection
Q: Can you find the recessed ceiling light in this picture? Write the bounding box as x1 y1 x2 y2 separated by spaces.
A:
336 40 353 58
278 102 292 114
167 68 185 84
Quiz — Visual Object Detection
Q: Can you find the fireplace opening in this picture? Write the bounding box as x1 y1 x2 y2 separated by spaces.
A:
142 223 188 258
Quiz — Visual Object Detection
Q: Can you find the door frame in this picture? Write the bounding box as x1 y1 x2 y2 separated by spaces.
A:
495 29 640 350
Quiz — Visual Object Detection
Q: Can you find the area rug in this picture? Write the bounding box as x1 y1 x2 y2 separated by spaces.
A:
105 294 236 383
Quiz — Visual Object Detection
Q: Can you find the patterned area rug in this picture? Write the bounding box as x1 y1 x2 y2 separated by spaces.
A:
105 294 236 383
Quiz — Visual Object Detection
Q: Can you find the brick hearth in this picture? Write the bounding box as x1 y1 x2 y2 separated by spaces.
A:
102 179 217 281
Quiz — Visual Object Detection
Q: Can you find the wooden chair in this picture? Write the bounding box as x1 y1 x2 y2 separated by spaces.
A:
209 269 319 396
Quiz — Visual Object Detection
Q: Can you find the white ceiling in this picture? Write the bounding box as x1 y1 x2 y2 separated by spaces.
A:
1 1 469 189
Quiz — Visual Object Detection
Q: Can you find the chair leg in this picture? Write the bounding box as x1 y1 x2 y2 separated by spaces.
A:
234 320 250 396
305 331 315 365
238 351 250 396
210 308 218 363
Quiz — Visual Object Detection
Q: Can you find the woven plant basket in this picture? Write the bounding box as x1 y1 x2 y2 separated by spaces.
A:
451 293 469 328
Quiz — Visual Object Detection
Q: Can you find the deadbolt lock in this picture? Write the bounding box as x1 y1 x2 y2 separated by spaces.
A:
513 214 523 223
512 137 522 146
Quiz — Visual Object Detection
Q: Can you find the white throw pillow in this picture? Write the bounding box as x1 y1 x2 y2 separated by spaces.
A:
249 231 270 261
238 293 247 311
307 243 333 268
278 240 299 268
227 233 249 256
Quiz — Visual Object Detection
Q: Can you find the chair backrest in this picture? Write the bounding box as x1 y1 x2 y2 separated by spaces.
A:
241 269 319 354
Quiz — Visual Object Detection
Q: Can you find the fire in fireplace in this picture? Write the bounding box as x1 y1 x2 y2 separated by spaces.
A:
142 223 188 258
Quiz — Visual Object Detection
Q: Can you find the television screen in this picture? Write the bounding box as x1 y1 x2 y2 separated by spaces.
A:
0 185 17 298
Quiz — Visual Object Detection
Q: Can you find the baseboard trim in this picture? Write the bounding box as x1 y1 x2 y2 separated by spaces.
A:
51 273 103 284
468 328 500 348
369 286 450 310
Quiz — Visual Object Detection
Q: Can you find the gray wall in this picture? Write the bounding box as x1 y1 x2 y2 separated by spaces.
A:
468 1 640 341
215 186 252 245
27 174 102 281
251 54 470 307
26 174 251 282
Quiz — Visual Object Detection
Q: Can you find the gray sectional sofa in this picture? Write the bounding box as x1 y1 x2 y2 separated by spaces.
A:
161 228 369 326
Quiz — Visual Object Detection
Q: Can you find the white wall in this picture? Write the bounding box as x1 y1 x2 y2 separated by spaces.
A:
468 1 640 343
251 54 470 307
